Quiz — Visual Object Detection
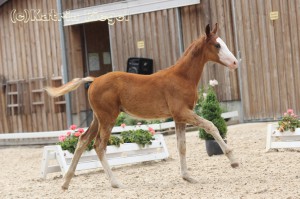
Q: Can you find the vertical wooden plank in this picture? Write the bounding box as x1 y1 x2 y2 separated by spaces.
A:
14 0 27 132
280 0 296 110
264 0 281 119
248 0 263 119
0 3 9 132
121 19 130 66
5 1 18 132
256 0 273 119
43 0 55 131
168 8 179 64
116 20 125 70
126 15 135 59
162 10 172 67
150 12 159 70
144 12 154 62
109 23 119 71
0 6 8 82
293 0 300 114
235 0 251 120
156 11 167 68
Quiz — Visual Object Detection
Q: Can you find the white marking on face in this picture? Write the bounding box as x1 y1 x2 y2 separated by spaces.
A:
216 37 238 69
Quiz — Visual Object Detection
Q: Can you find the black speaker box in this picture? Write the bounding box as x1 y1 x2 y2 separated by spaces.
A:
127 57 153 75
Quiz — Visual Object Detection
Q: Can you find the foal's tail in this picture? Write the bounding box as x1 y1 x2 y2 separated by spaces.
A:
45 76 95 97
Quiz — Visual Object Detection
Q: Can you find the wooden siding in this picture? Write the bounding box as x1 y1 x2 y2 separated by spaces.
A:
234 0 300 121
181 0 240 102
2 0 300 134
0 0 67 133
109 9 181 72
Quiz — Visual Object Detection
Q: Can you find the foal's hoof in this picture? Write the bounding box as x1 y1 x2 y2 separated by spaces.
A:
231 162 239 168
61 185 69 191
183 176 198 184
111 182 125 189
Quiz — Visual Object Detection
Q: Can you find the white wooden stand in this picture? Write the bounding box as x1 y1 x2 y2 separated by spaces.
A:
266 123 300 151
41 134 169 178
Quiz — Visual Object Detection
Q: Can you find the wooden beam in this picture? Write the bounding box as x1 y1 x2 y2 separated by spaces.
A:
63 0 200 26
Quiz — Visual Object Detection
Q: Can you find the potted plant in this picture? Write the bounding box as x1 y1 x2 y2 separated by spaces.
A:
277 109 300 133
197 80 227 156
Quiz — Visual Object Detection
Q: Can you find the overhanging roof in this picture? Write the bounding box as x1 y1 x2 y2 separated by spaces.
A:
63 0 200 26
0 0 8 7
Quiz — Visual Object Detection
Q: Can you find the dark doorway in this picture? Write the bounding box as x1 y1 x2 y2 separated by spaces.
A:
82 21 112 78
81 21 112 125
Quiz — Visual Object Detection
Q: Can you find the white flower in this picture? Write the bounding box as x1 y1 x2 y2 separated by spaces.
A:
209 79 218 87
203 93 207 98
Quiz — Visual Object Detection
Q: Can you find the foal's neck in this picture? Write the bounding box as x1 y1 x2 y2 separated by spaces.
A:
173 37 207 86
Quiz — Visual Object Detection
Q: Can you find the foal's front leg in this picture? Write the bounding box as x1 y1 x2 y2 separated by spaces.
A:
181 110 239 168
175 122 198 183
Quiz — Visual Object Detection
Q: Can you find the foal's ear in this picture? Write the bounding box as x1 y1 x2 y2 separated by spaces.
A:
212 23 218 34
205 24 211 37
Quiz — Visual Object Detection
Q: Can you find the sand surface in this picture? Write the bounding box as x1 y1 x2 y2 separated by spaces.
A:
1 122 300 199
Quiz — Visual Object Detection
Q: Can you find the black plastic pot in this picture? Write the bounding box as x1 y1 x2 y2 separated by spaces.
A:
205 139 227 156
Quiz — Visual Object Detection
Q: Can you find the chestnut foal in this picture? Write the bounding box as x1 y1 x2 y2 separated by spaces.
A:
45 23 239 190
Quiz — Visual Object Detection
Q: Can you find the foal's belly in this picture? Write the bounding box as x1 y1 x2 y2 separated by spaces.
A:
120 98 172 120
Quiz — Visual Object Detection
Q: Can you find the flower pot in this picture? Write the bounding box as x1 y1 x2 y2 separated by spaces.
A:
205 140 226 156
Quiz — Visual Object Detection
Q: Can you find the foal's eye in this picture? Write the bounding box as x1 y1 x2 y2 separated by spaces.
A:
215 43 221 49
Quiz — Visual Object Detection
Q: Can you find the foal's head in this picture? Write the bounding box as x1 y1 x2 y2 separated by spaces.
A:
202 23 238 70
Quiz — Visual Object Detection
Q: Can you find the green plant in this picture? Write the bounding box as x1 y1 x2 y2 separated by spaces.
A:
57 125 94 154
121 128 155 146
198 85 227 140
58 124 156 154
107 135 124 146
278 109 300 132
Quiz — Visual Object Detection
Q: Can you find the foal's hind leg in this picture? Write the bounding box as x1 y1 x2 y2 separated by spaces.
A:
175 122 198 183
61 118 98 190
94 124 124 188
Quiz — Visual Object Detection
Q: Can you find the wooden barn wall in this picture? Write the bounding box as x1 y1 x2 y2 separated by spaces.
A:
0 0 67 133
1 0 300 133
109 9 181 72
64 25 88 124
234 0 300 121
181 0 240 102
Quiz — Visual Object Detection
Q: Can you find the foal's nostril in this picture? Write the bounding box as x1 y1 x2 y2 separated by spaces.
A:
233 61 236 65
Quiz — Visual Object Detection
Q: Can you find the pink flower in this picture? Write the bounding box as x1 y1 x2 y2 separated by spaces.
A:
70 124 77 130
78 128 85 133
66 131 71 136
287 109 294 114
121 123 126 128
137 122 142 126
284 112 288 116
291 113 295 117
74 132 81 137
59 135 66 142
148 127 155 135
